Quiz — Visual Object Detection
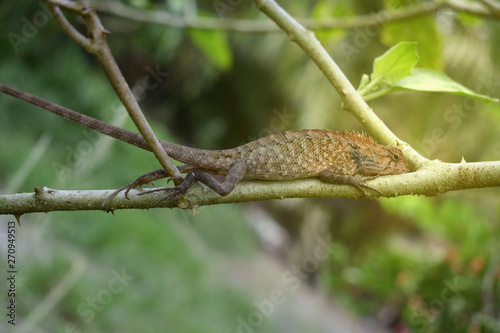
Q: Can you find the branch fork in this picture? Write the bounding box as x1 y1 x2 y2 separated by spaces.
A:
43 0 183 182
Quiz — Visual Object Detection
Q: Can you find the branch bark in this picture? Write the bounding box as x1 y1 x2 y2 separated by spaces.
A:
2 160 500 216
2 1 499 217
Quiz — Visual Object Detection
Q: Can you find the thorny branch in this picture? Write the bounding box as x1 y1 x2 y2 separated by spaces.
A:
2 160 500 216
1 0 500 216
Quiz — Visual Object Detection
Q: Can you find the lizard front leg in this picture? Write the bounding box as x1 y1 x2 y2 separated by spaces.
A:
137 161 247 206
319 167 381 196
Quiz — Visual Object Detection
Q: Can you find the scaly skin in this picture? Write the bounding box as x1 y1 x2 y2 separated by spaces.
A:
0 84 411 204
161 129 409 179
124 129 410 204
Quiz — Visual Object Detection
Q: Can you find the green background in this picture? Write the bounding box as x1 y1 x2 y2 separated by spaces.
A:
0 1 499 332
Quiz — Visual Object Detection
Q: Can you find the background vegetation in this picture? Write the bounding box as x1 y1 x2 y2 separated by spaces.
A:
0 0 499 332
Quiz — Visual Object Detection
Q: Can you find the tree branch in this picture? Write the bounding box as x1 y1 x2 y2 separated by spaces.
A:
43 0 184 182
1 160 500 216
3 1 499 218
89 0 500 32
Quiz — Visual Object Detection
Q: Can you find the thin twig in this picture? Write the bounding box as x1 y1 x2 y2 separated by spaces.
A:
43 0 184 183
93 0 278 32
476 0 500 13
90 0 500 32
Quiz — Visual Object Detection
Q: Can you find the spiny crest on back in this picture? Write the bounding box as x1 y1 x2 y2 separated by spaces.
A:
340 130 378 145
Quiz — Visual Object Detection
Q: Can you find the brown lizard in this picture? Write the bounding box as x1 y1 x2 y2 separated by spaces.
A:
0 83 410 205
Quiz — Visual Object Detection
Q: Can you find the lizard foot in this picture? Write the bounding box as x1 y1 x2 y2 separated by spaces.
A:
102 169 177 207
137 173 197 206
105 163 244 207
352 177 382 196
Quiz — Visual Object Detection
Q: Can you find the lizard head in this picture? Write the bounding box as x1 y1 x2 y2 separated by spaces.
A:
354 143 411 176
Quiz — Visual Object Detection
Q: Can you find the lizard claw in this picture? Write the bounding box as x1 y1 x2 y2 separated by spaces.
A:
319 171 383 197
102 169 171 207
135 187 181 207
360 176 383 196
152 190 183 207
137 176 194 206
355 183 382 196
351 176 382 196
102 184 132 207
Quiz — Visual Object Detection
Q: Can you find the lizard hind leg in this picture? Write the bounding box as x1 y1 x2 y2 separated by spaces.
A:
102 168 172 207
139 161 247 206
102 164 201 206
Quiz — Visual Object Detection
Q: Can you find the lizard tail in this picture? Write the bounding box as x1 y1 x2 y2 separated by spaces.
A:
0 83 235 173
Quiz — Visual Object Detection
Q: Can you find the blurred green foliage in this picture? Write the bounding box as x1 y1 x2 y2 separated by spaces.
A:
0 1 499 332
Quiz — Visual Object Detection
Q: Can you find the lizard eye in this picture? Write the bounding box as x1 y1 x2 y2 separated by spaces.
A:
393 154 400 160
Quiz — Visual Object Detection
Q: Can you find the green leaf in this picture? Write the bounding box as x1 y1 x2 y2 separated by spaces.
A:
372 41 419 83
357 43 498 102
394 68 499 102
357 42 418 100
188 29 232 71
